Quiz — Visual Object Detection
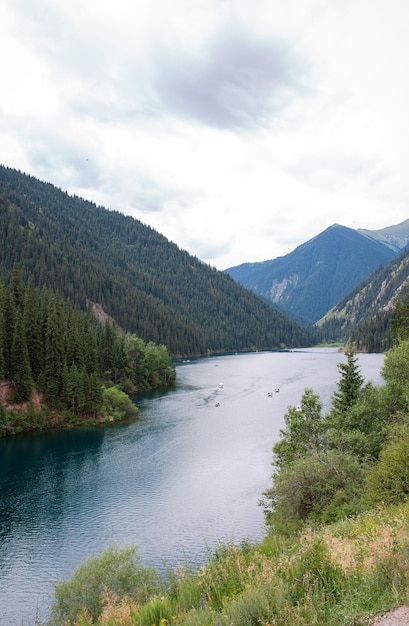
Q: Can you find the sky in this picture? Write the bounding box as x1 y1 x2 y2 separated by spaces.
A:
1 0 409 270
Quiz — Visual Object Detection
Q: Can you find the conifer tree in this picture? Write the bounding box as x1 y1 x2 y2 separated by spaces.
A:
65 363 80 414
102 321 116 374
44 296 65 404
65 305 83 369
10 263 24 310
82 316 99 376
329 347 364 419
84 371 103 417
3 288 16 379
10 308 33 401
390 293 409 344
0 281 5 380
23 278 43 381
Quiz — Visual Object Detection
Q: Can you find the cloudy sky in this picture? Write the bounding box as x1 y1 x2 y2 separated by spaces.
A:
1 0 409 269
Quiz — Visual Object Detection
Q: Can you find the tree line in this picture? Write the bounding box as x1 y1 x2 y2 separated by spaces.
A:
0 264 176 436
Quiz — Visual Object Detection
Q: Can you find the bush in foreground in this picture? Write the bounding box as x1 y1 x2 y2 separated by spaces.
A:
48 546 161 625
46 504 409 625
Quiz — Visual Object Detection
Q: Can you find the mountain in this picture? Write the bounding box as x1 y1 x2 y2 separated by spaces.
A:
225 225 397 324
358 219 409 252
316 247 409 351
0 165 314 356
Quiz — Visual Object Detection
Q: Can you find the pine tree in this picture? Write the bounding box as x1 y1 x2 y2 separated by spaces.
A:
65 363 80 414
10 263 24 310
44 296 65 405
3 288 16 379
65 303 84 369
390 294 409 344
84 371 103 417
330 347 364 417
23 278 43 381
10 308 33 401
82 316 99 376
0 281 5 380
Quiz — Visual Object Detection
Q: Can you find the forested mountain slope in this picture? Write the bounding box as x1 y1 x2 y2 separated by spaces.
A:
0 165 313 356
226 224 397 324
316 247 409 350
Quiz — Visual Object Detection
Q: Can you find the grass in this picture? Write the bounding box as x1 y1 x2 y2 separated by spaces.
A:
47 501 409 626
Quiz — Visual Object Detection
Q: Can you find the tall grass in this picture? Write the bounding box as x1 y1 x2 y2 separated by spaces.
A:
45 502 409 626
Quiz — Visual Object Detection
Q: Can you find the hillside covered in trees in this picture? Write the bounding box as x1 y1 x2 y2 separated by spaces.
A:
0 165 313 356
316 247 409 350
0 265 176 436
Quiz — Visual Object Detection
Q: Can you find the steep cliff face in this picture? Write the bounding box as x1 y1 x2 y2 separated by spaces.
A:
269 274 300 303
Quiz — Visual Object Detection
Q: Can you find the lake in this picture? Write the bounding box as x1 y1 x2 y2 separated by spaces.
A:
0 348 385 624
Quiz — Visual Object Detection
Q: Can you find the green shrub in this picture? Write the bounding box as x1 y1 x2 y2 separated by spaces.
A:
48 545 161 625
135 595 174 625
102 386 138 421
326 383 390 462
364 425 409 506
262 450 364 533
224 586 271 626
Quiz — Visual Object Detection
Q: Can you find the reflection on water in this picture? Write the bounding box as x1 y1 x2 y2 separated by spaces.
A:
0 348 384 624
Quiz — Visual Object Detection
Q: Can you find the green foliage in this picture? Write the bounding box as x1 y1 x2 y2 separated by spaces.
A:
102 386 138 421
48 545 161 625
10 308 33 400
273 388 326 468
325 348 377 461
0 265 175 434
52 502 409 626
262 450 364 533
263 347 396 531
224 585 271 625
364 425 409 507
382 340 409 387
326 382 390 461
46 307 409 626
329 347 364 417
390 292 409 344
381 340 409 415
349 310 392 353
135 595 174 624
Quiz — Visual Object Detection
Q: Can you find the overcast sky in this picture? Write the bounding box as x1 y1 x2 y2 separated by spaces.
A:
1 0 409 269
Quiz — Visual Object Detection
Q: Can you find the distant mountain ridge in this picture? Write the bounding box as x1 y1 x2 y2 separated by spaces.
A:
0 165 313 356
358 219 409 252
226 224 397 324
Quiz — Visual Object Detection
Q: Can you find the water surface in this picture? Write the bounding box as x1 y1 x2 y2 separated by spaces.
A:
0 348 385 624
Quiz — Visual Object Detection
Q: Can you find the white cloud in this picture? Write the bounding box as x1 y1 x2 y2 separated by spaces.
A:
1 0 409 269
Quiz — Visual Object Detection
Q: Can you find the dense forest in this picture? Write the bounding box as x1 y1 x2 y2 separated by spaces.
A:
0 165 314 356
0 264 175 436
